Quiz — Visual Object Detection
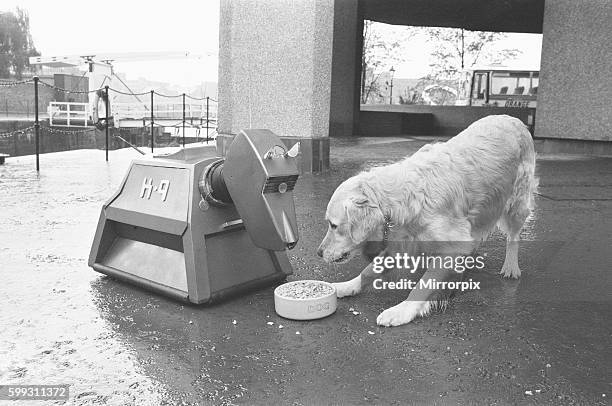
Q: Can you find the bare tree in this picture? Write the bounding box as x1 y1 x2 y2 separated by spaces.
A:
361 21 415 104
425 28 520 99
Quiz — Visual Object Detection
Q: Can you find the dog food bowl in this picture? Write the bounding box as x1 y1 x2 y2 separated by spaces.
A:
274 280 337 320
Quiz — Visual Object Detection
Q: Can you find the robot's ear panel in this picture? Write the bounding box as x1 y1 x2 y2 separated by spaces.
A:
224 130 300 252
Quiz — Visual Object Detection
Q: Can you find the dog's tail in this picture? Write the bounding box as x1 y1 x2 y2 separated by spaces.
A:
509 125 539 214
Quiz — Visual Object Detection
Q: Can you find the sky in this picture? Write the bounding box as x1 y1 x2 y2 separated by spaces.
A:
2 2 542 85
2 0 220 86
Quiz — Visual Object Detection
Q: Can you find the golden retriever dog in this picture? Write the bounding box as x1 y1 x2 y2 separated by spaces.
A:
317 115 537 327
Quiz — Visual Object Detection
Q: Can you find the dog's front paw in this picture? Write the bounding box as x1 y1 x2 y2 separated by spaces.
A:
333 280 361 298
376 301 429 327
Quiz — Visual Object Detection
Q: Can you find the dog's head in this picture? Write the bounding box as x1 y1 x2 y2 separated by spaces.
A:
317 177 385 263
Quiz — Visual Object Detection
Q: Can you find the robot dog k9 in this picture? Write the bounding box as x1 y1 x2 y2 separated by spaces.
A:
89 130 300 303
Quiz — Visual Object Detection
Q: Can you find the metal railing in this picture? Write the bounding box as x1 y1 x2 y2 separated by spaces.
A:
0 76 220 171
112 102 218 121
48 102 90 127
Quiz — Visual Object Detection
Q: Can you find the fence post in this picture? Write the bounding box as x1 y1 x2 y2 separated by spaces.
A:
182 93 186 148
150 90 154 153
105 85 109 161
206 96 209 142
34 76 40 171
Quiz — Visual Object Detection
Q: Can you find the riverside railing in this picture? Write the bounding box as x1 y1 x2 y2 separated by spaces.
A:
0 76 218 171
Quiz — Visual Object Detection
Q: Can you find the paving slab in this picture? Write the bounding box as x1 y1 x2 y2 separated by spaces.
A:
0 139 610 405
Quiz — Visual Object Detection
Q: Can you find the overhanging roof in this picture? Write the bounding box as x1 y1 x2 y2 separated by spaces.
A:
361 0 545 34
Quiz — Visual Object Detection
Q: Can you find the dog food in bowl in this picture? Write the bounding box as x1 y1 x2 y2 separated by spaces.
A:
274 280 337 320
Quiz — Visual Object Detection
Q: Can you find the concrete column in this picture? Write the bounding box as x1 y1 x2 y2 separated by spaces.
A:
329 0 361 138
536 0 612 143
217 0 359 172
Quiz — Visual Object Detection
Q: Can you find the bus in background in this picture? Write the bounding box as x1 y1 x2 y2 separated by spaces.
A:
470 68 539 108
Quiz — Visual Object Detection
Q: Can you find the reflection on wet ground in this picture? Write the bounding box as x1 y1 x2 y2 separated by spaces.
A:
0 139 610 405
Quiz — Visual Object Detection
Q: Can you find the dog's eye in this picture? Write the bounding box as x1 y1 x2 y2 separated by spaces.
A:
329 221 337 230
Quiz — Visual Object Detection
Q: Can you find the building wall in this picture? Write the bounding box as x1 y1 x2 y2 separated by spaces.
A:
53 74 89 103
0 78 54 117
0 74 88 117
218 0 358 139
536 0 612 141
360 105 536 136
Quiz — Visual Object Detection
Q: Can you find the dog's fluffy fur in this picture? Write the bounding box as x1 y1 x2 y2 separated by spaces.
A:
317 115 538 327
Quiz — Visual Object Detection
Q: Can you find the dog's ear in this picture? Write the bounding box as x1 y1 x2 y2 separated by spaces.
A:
344 195 384 244
351 181 379 208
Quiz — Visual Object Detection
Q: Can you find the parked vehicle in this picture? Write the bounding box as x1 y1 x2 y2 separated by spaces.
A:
470 68 539 108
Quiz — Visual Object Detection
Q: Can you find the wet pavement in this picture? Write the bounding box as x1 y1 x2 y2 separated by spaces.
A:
0 138 611 405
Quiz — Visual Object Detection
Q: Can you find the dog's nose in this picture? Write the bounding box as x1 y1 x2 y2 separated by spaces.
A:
317 247 323 257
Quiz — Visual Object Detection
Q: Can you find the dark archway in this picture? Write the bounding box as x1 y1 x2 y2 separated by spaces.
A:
355 0 545 137
362 0 544 33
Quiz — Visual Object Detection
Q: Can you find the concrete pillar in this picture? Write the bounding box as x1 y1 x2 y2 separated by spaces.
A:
217 0 359 172
536 0 612 143
329 0 361 139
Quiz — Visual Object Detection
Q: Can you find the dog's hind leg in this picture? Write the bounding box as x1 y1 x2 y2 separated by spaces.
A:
498 161 537 279
499 229 522 279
